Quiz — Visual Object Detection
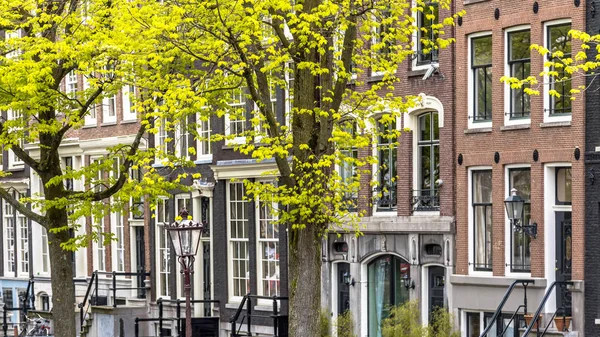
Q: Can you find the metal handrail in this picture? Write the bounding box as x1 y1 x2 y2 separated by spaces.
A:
78 271 97 331
230 293 289 337
479 279 535 337
522 281 574 337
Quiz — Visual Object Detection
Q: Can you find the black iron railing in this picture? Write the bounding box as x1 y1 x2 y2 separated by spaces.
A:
522 281 574 337
411 189 439 211
230 294 288 337
479 279 535 337
2 277 36 337
134 298 220 337
78 270 150 333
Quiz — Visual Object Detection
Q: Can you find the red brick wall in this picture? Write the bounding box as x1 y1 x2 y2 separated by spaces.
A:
454 0 585 279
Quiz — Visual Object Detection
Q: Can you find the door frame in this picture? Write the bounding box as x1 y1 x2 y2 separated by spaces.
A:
421 263 445 325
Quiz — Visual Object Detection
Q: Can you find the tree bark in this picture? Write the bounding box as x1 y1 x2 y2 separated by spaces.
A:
47 226 76 337
288 223 322 337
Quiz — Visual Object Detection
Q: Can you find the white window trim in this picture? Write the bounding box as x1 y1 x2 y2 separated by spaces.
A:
543 162 572 314
196 115 212 161
370 112 402 216
411 0 440 71
94 216 106 272
227 182 249 303
504 164 532 278
543 19 572 124
504 25 532 127
122 85 137 121
112 211 125 273
225 113 247 145
7 110 24 169
3 200 16 274
468 166 493 277
102 95 117 124
17 211 28 277
155 198 170 299
83 77 97 126
175 117 190 160
468 31 493 130
174 194 191 299
255 181 280 302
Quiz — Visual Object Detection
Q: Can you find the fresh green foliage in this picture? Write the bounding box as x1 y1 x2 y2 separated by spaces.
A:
382 301 459 337
334 311 357 337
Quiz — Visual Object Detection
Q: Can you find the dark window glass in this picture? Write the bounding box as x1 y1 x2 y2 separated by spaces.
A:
556 167 572 204
414 112 439 211
339 120 358 211
473 170 492 271
472 36 493 121
467 312 481 337
376 120 397 212
417 2 439 64
547 24 572 115
509 168 531 272
508 30 531 118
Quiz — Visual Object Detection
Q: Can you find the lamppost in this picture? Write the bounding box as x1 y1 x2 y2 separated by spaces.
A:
167 208 203 337
504 188 538 238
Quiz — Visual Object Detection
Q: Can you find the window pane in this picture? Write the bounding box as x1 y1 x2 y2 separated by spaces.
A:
473 171 492 203
509 31 530 61
509 169 531 201
467 313 481 337
419 114 431 141
549 24 571 55
420 145 431 190
472 36 492 66
557 168 572 203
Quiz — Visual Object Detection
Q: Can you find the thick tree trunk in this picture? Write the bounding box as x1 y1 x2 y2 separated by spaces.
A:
288 223 322 337
48 226 76 337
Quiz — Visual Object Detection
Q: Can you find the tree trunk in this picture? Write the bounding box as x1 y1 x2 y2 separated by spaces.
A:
48 227 76 337
288 223 322 337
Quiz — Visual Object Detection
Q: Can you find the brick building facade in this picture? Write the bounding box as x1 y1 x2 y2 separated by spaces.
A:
451 0 586 335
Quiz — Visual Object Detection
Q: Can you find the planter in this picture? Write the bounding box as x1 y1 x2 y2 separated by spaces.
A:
524 314 543 328
554 316 571 331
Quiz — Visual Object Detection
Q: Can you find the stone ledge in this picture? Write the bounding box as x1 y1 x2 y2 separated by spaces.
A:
500 124 531 131
464 127 492 134
540 121 571 128
450 275 548 289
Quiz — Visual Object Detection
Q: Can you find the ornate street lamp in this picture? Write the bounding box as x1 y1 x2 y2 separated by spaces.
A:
167 208 203 337
504 188 537 238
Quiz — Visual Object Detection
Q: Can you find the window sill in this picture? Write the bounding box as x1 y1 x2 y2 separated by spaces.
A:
407 69 428 78
225 303 242 310
464 127 492 134
120 119 138 124
101 121 117 127
464 0 490 4
7 165 25 172
82 124 97 129
540 121 571 128
500 124 530 131
367 74 384 83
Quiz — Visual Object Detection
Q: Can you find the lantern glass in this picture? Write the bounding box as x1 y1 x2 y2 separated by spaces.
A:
168 220 203 257
504 188 525 222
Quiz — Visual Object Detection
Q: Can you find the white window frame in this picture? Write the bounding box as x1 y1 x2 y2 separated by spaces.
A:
18 208 28 277
102 94 117 124
156 198 171 298
113 211 125 272
467 31 493 130
3 200 16 274
467 166 493 277
7 110 24 169
371 112 401 215
412 110 440 214
122 84 138 121
370 10 390 77
95 216 106 272
411 0 440 71
543 19 572 124
155 117 168 156
255 181 280 300
196 116 212 160
336 119 359 213
225 87 247 145
227 181 249 303
504 25 532 127
41 228 49 274
504 164 532 278
175 116 190 160
83 77 97 126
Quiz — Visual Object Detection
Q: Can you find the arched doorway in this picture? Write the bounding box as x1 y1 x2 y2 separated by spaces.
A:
367 255 410 337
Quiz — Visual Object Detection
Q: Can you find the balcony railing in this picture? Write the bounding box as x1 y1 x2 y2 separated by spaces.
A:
412 189 439 212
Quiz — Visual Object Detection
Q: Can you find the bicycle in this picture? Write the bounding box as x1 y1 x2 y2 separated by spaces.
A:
18 313 51 337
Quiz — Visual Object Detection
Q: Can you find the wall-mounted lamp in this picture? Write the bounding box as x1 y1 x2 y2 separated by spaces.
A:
504 188 537 238
403 274 415 290
343 271 355 287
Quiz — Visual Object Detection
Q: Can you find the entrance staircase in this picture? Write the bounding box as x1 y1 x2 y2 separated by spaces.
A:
479 280 577 337
230 294 288 337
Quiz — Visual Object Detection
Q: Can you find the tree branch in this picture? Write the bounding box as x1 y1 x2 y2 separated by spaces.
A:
0 187 48 227
0 120 42 173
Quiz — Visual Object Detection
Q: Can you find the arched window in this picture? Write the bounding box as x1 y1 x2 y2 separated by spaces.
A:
368 255 410 337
